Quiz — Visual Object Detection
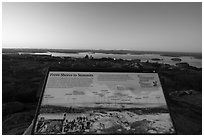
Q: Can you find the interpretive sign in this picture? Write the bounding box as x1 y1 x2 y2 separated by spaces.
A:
32 71 176 134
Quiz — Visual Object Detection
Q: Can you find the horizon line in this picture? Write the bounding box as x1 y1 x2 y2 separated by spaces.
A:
2 47 202 54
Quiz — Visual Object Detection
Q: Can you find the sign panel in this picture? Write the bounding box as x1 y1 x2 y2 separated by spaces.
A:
32 71 176 134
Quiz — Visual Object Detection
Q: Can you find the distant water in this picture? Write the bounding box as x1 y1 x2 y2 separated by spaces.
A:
19 52 202 68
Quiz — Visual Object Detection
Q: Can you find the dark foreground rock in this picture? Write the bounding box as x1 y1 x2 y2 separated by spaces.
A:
168 90 202 134
3 102 25 116
2 110 35 135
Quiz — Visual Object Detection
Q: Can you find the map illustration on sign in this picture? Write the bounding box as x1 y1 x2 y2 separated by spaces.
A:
33 71 175 134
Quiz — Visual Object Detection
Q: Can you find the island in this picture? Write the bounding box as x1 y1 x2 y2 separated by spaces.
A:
151 58 163 61
171 58 182 62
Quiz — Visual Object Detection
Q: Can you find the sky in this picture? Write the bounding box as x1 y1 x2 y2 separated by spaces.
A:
2 2 202 52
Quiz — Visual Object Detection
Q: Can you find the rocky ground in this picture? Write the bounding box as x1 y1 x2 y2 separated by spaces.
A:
2 53 202 134
2 103 36 135
168 90 202 134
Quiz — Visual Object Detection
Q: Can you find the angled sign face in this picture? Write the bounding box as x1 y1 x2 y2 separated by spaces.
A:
32 71 176 134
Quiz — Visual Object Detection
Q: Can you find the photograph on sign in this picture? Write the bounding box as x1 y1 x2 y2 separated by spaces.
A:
33 71 175 134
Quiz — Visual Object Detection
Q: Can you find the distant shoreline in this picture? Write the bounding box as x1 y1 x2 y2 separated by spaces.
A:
2 48 202 59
